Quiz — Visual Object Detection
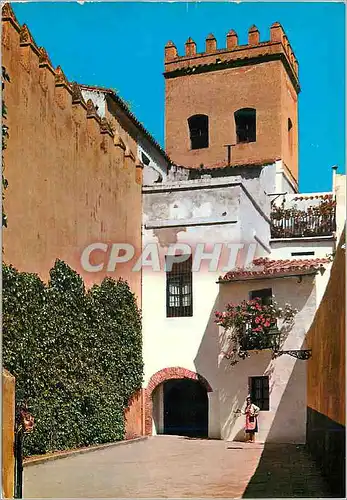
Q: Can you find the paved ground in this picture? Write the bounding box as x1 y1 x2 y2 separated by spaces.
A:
24 436 332 498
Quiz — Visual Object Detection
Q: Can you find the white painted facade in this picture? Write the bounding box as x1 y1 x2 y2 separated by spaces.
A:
142 162 344 443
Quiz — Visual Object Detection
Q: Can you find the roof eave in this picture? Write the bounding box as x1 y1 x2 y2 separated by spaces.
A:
217 268 321 284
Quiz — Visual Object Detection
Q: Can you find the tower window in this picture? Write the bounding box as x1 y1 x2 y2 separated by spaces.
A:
234 108 256 143
166 255 193 317
188 114 209 150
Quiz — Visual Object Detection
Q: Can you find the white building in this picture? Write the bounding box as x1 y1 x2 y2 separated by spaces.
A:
142 160 344 443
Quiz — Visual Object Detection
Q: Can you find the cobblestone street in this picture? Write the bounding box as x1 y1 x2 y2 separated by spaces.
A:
24 436 332 498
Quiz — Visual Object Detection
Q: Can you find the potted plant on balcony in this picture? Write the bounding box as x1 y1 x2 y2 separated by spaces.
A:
215 298 297 365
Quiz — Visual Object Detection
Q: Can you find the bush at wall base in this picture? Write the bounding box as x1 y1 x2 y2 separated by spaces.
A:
2 259 143 456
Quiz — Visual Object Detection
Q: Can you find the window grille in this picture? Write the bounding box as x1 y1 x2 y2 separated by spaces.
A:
250 376 269 411
166 255 193 317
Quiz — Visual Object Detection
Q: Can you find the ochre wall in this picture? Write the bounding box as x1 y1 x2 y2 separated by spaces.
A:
306 229 345 496
2 8 142 304
306 232 345 425
2 370 15 499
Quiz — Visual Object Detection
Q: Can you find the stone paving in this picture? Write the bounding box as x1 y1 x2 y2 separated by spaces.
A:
24 436 332 498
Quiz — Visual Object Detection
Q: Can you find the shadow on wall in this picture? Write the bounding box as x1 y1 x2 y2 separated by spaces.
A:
265 349 306 444
193 296 220 436
242 443 332 498
194 274 315 443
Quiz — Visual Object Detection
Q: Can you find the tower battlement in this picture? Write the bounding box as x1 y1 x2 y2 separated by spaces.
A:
165 23 299 92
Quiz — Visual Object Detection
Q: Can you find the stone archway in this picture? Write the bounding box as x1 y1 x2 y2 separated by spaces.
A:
145 367 213 435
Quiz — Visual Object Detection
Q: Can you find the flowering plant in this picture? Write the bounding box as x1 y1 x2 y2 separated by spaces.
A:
271 198 336 238
215 297 297 365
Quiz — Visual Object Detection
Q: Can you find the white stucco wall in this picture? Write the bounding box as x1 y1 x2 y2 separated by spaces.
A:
141 165 333 444
270 237 335 260
217 275 317 444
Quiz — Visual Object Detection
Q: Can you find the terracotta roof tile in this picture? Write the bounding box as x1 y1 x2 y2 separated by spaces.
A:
220 257 330 282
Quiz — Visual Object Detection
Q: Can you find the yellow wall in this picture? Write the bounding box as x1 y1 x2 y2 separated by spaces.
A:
2 7 142 303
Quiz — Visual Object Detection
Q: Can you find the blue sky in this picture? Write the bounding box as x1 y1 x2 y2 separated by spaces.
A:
12 1 345 193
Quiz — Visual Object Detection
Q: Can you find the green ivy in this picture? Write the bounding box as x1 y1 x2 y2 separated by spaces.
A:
2 260 143 456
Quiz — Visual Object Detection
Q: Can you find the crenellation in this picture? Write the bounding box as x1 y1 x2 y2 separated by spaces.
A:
270 21 284 43
226 29 238 49
19 24 40 56
164 23 298 81
165 41 178 62
38 47 55 74
114 131 126 151
86 98 101 123
100 117 114 138
55 66 72 92
248 25 260 45
125 145 136 162
185 37 196 57
2 2 20 33
71 82 87 110
206 33 217 53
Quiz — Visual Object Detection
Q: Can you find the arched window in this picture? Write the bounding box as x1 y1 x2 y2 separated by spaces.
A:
188 114 209 150
234 108 256 144
288 118 293 153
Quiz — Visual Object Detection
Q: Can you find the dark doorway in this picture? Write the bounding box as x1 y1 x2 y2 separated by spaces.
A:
163 379 208 437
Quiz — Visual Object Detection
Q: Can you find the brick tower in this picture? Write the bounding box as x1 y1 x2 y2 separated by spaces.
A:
164 23 299 185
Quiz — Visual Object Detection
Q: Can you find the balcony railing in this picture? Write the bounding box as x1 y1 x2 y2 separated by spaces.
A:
240 328 281 352
270 202 336 239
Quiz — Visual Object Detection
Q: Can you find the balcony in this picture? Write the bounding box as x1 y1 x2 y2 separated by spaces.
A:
270 196 336 239
240 327 280 352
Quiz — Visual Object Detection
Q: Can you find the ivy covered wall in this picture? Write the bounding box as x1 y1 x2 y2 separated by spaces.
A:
2 259 143 456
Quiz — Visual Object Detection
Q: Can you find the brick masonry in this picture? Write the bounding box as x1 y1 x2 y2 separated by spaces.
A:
164 24 298 181
145 367 213 435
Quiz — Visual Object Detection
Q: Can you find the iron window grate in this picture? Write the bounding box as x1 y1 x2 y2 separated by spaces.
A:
166 255 193 317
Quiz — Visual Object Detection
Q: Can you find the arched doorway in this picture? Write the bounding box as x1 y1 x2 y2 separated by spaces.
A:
145 367 213 436
163 378 208 437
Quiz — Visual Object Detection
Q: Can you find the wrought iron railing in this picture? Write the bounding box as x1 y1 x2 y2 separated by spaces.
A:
240 328 281 352
270 207 336 238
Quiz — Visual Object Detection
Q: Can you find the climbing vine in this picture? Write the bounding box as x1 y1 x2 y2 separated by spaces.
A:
2 66 10 227
2 260 143 456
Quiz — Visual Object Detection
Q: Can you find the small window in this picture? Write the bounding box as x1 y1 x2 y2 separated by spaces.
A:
235 108 256 143
250 376 269 411
249 288 272 306
291 251 315 257
188 115 209 150
288 118 293 152
166 255 193 317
